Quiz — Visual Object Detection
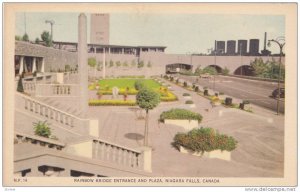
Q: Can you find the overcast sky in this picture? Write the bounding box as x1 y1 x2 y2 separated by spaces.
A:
15 12 285 54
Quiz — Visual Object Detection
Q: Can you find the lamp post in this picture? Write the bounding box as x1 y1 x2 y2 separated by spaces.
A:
268 36 285 115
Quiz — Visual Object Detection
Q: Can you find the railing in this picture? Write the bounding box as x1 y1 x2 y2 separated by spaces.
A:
35 84 80 97
22 81 36 94
15 92 89 134
92 139 143 169
14 131 65 150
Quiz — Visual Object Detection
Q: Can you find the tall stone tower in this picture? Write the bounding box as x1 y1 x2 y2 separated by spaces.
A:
78 13 88 118
90 13 109 45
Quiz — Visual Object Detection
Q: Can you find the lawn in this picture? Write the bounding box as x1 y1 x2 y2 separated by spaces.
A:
98 78 161 90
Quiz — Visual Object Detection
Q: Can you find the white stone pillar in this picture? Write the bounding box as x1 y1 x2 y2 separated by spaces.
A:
139 147 152 172
102 49 106 79
32 57 37 73
78 13 88 118
41 58 45 73
19 56 24 75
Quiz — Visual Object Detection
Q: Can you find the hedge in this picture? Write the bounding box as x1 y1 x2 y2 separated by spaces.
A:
98 89 138 95
89 99 136 106
173 127 238 152
160 108 202 123
160 92 178 102
185 100 194 104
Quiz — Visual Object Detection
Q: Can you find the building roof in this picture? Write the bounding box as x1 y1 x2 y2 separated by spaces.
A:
53 41 167 49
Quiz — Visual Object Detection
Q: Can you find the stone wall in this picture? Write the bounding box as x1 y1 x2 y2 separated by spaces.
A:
15 41 78 72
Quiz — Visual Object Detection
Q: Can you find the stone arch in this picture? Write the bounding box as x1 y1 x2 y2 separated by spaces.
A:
165 63 193 74
233 65 255 76
206 65 223 73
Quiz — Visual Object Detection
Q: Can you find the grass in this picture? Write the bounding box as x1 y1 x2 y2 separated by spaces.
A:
98 78 161 90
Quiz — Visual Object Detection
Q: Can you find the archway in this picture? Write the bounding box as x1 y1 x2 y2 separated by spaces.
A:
206 65 223 74
234 65 255 76
166 63 193 74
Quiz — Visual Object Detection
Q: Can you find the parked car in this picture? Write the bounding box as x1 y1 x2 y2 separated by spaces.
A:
272 88 285 98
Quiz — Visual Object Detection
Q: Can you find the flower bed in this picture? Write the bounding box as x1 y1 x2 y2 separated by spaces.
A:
159 108 203 123
173 127 237 154
89 99 136 106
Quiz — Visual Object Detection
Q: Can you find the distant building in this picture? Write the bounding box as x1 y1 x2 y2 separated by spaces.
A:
90 13 110 44
249 39 260 56
238 40 247 55
215 41 226 54
226 40 236 55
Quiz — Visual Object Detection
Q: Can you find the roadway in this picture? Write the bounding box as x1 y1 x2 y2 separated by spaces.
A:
176 74 285 114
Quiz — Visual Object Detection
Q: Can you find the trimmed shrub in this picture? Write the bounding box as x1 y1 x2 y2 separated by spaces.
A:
134 80 145 91
160 108 202 123
173 127 238 152
183 93 190 96
89 99 136 106
183 81 187 87
17 77 24 93
194 86 199 92
33 121 51 138
185 100 194 104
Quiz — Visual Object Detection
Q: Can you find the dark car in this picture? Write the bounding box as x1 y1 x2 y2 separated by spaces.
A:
272 88 285 98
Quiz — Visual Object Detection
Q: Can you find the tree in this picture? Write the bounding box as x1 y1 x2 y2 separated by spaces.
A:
194 66 203 75
116 61 121 67
222 67 230 75
138 60 144 68
250 58 269 78
15 35 21 41
17 75 24 93
147 61 152 68
35 37 40 44
136 88 160 146
109 60 114 67
203 66 217 75
131 60 136 67
88 57 97 68
134 80 145 91
123 61 128 67
22 33 29 41
41 31 52 47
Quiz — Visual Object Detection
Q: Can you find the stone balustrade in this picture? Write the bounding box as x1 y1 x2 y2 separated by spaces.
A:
35 84 80 97
22 81 36 94
15 92 89 132
14 131 65 150
92 139 143 169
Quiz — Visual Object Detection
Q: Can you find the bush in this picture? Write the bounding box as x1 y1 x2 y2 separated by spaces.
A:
17 77 24 93
160 108 202 123
89 99 136 106
194 86 199 92
185 100 194 104
183 93 190 96
33 121 51 138
134 80 145 91
183 82 187 87
173 127 238 152
160 91 178 102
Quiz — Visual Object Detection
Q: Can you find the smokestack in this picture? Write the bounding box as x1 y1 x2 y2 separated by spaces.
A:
264 32 267 50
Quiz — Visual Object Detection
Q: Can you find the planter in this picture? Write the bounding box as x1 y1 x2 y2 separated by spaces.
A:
183 96 192 100
179 146 231 161
189 104 196 108
164 119 199 131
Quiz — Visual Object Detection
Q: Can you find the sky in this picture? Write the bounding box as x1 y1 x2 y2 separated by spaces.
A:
15 12 285 54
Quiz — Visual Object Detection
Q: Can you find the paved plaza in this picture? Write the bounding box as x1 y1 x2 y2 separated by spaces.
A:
87 77 284 177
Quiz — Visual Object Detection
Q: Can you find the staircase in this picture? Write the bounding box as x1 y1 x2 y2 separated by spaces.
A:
14 92 152 177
